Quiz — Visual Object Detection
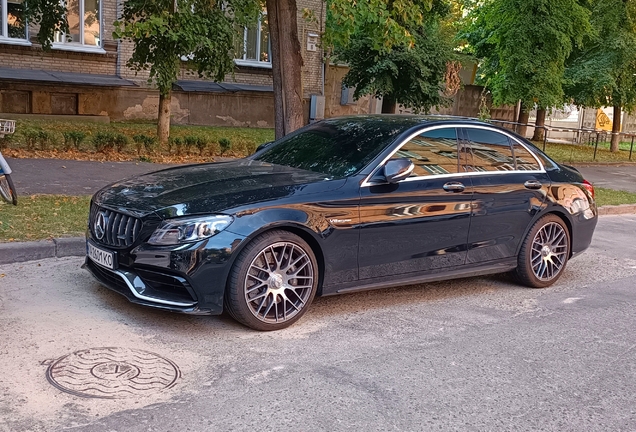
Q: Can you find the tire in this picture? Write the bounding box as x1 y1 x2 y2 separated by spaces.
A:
225 230 319 331
515 214 570 288
0 174 17 206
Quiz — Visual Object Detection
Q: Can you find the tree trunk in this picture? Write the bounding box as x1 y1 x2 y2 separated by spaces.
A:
611 105 622 152
532 108 546 141
381 95 397 113
516 101 529 138
267 0 304 137
265 0 285 139
157 91 171 145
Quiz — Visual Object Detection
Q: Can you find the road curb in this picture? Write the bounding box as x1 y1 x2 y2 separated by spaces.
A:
597 204 636 216
0 237 85 265
0 204 634 266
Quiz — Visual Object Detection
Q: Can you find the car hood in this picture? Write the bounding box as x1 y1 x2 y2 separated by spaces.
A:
93 160 340 218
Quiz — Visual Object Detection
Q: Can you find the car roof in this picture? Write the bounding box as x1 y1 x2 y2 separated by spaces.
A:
322 114 494 129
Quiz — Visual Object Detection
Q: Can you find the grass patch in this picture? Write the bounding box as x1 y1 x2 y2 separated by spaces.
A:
595 188 636 207
535 141 636 164
0 195 91 242
0 187 634 243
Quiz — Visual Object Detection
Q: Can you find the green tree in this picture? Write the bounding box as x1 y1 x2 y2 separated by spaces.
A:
337 22 454 113
327 0 455 113
463 0 591 139
564 0 636 152
114 0 260 144
22 0 68 50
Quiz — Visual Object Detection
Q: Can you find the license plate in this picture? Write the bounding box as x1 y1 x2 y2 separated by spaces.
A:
87 242 116 270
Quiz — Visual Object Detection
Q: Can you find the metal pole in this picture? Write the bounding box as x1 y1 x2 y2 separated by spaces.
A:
594 133 600 161
542 127 548 152
630 136 634 161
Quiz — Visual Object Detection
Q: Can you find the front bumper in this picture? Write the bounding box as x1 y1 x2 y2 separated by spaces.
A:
83 230 248 315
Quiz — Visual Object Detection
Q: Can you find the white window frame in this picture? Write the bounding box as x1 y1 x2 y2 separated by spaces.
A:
361 124 546 187
234 14 271 69
0 0 30 45
53 0 105 53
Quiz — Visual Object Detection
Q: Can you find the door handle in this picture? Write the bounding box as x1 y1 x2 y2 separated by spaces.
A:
443 182 465 193
524 180 542 190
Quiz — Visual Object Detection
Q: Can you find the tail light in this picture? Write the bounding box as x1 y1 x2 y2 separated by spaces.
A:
582 179 595 199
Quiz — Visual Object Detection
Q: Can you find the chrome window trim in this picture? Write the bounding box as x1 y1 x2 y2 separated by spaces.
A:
361 123 546 187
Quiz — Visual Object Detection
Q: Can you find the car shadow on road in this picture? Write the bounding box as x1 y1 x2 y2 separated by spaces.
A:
87 271 521 336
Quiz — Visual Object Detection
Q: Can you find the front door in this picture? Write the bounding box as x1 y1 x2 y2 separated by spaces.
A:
358 127 474 280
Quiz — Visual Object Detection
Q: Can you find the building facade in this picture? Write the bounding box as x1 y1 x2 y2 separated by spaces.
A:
0 0 332 127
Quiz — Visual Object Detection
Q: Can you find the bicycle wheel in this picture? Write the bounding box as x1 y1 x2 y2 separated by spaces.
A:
0 174 17 205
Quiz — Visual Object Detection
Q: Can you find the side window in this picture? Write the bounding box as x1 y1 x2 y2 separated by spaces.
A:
511 141 542 171
463 128 517 172
391 128 461 177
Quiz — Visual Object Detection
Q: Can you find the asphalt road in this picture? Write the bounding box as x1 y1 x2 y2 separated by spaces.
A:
0 215 635 432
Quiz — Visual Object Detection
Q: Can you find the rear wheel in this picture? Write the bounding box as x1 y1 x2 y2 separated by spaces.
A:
516 214 570 288
225 230 318 331
0 174 17 205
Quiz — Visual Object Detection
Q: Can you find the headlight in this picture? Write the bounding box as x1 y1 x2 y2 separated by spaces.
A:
148 215 233 245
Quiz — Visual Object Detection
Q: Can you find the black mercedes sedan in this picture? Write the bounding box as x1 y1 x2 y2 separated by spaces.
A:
84 115 598 330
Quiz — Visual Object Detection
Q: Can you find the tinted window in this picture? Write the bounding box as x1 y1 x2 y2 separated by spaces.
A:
511 141 541 170
391 128 465 177
464 128 517 172
254 118 408 178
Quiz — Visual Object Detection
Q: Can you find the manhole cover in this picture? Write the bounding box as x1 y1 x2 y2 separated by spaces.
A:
46 347 180 399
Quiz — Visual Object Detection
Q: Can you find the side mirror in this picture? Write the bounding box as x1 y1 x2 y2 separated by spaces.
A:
384 158 414 183
256 141 274 152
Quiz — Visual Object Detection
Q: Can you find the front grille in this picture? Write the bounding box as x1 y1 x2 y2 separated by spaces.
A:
90 204 142 248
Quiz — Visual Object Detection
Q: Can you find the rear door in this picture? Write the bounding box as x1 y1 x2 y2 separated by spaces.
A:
357 127 474 279
460 126 551 264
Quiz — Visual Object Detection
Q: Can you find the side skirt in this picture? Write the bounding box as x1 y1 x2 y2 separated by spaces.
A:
323 259 518 296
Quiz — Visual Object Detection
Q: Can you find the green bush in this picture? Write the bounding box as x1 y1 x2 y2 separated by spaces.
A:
62 131 87 151
23 128 40 151
132 134 156 154
93 132 116 152
170 137 184 155
0 134 13 150
195 136 209 156
114 133 129 153
219 137 231 155
184 135 198 155
37 130 56 150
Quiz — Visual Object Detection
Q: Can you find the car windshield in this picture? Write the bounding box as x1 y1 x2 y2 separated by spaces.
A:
253 117 411 178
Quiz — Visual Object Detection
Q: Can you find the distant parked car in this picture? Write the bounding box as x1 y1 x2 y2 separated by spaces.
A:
84 115 598 330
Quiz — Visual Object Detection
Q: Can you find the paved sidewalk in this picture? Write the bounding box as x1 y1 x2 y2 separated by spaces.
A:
6 157 178 196
6 157 636 196
575 165 636 193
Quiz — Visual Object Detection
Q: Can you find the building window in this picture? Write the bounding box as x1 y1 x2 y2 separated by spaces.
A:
0 0 28 41
54 0 102 49
234 15 270 67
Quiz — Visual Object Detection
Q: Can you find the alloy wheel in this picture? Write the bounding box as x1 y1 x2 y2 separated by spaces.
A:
531 222 568 282
243 242 314 324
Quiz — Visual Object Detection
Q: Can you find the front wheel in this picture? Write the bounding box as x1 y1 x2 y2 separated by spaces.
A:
0 174 17 205
515 214 570 288
225 230 319 331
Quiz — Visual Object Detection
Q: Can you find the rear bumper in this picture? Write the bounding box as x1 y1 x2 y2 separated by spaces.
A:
570 212 598 258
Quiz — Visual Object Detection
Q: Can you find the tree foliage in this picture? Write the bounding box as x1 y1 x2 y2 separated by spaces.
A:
462 0 591 110
329 0 455 113
22 0 69 50
325 0 438 54
564 0 636 112
114 0 260 96
339 23 454 113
